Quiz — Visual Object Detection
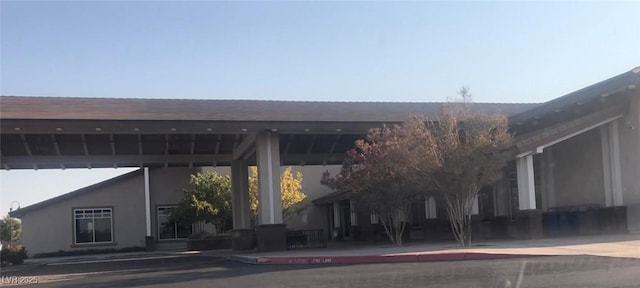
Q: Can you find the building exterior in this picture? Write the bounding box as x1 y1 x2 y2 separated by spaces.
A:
9 165 340 255
4 67 640 253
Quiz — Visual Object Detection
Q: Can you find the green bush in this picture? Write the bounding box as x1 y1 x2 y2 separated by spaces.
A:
188 232 231 239
1 246 28 265
32 246 145 258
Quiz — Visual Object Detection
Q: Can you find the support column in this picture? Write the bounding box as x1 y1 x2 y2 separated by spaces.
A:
254 131 286 251
516 154 537 210
231 160 251 229
144 167 151 236
143 167 155 251
515 154 542 239
333 201 341 228
350 200 358 226
544 149 556 209
332 201 341 240
601 121 624 206
256 131 283 224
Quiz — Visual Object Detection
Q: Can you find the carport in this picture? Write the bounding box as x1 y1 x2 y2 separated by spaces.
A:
0 96 534 250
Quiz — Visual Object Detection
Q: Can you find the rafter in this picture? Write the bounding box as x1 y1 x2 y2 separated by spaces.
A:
232 133 257 160
323 134 342 165
0 154 234 168
51 134 65 169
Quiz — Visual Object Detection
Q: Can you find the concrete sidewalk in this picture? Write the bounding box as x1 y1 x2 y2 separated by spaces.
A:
229 233 640 265
8 233 639 268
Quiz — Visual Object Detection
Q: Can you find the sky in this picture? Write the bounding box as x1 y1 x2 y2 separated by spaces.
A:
1 1 639 216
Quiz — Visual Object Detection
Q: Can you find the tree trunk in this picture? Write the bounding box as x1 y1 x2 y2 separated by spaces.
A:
445 197 473 248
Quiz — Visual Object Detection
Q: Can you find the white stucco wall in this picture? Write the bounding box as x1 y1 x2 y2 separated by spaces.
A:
549 128 606 208
18 167 196 256
148 167 198 240
19 172 146 256
618 92 640 232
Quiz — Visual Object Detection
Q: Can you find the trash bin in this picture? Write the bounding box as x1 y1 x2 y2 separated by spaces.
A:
542 211 560 237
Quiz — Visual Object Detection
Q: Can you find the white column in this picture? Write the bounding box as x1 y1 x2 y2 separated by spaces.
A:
256 131 283 224
231 160 251 229
350 200 358 226
471 196 479 215
601 121 624 206
516 154 537 210
333 201 341 228
144 167 151 237
425 196 437 219
544 149 556 209
601 125 613 206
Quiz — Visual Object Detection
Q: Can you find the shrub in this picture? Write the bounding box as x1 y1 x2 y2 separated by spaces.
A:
1 246 28 265
32 246 145 258
187 232 230 239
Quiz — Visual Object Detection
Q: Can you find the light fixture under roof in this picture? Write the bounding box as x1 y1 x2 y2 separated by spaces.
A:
95 128 102 131
56 127 62 131
14 127 20 131
304 128 310 132
206 128 213 132
271 128 278 132
133 128 140 131
170 128 177 131
336 128 342 132
241 128 247 132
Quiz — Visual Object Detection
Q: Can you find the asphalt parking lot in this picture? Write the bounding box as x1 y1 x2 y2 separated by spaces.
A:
2 254 640 288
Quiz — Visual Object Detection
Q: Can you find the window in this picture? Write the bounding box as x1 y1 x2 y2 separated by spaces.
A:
74 208 113 244
157 206 192 240
425 196 437 219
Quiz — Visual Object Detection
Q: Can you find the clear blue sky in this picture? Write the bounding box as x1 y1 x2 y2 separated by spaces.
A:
1 1 639 215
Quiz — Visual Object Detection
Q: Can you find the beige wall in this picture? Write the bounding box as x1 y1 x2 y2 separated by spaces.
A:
618 92 640 232
549 128 606 208
148 167 198 240
283 165 341 230
19 167 197 255
203 165 342 230
20 172 146 255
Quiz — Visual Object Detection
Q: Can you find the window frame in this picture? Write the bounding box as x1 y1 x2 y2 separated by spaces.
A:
157 205 192 240
72 207 114 245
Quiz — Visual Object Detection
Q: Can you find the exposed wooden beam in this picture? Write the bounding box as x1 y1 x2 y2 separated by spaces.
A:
283 134 295 156
0 154 234 168
189 134 196 168
301 135 317 166
19 134 32 156
282 153 344 164
213 134 222 167
80 134 90 156
51 134 65 169
109 134 116 156
232 133 256 160
137 134 143 155
323 134 342 165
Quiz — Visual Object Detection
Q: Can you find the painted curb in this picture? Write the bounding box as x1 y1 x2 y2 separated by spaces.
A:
230 252 548 265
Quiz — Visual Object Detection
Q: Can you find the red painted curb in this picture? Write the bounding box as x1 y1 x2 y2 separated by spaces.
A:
250 252 542 265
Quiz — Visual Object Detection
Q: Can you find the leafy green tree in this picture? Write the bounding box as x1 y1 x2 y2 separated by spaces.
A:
249 166 307 221
171 171 232 235
1 215 21 245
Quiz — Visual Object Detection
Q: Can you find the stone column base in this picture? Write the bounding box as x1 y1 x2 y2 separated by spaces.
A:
232 229 256 251
255 224 287 252
145 236 155 252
